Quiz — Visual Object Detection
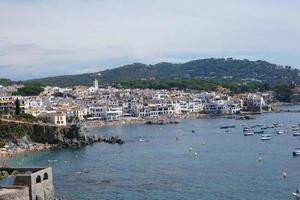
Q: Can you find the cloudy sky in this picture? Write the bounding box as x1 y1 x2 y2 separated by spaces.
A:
1 0 300 80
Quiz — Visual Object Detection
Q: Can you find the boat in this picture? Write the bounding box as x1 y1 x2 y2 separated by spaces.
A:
254 130 264 134
261 134 272 141
273 123 282 127
244 132 254 136
293 132 300 136
220 125 236 129
256 124 265 127
243 127 251 132
276 130 285 135
293 127 300 131
293 148 300 156
292 192 300 198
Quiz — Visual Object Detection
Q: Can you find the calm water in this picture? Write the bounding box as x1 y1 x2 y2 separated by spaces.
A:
7 109 300 200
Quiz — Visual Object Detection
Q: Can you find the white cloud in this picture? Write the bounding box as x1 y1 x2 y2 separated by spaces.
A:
0 0 300 80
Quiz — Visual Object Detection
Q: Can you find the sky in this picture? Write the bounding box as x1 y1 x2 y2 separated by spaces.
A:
0 0 300 80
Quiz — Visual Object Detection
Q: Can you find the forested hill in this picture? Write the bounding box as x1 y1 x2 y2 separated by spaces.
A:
3 58 300 87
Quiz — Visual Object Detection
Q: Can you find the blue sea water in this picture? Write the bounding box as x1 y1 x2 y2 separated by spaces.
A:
6 110 300 200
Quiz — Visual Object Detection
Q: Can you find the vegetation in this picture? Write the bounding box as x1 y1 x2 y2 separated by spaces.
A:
273 85 292 102
15 113 38 122
23 58 300 87
14 83 44 96
0 121 26 139
116 79 218 91
15 98 20 115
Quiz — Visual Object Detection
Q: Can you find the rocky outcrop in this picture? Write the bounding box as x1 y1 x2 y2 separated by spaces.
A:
53 135 125 149
0 120 82 144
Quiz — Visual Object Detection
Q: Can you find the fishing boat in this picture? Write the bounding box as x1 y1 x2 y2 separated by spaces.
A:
293 132 300 136
261 134 272 141
244 132 254 136
293 148 300 156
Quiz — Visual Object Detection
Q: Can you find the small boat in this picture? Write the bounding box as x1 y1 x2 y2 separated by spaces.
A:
293 132 300 136
276 130 285 135
244 132 254 136
254 130 264 134
220 125 236 129
261 134 272 141
243 127 251 132
293 148 300 156
292 192 300 198
256 124 265 127
293 127 300 131
274 123 282 127
292 125 298 128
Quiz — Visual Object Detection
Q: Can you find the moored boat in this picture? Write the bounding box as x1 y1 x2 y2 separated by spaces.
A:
244 132 254 136
292 192 300 198
276 130 285 135
261 134 272 141
254 130 264 134
243 127 251 132
293 132 300 136
293 148 300 156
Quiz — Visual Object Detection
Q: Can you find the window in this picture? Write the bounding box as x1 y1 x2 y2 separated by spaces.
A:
36 175 41 183
43 172 48 180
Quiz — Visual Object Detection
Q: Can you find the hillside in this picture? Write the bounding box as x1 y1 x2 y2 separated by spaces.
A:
4 58 300 87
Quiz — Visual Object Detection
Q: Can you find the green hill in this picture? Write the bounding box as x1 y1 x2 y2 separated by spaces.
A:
3 58 300 87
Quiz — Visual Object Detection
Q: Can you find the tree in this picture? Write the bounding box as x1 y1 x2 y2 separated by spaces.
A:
15 98 21 115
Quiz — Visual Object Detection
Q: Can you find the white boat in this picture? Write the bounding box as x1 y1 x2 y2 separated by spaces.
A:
243 127 251 132
293 148 300 156
293 132 300 136
261 134 272 141
244 132 254 136
293 127 300 131
292 192 300 198
276 130 285 135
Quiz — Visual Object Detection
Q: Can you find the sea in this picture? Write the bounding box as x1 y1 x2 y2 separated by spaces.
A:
6 105 300 200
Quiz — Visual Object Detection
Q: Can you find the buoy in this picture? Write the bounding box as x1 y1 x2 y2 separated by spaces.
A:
189 147 193 152
176 137 179 141
202 142 206 145
282 171 288 179
257 156 263 162
193 152 199 158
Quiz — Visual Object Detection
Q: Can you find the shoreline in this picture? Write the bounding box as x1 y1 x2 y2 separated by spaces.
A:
0 143 52 160
2 104 300 159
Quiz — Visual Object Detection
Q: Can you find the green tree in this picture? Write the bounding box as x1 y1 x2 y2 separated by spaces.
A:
15 98 21 115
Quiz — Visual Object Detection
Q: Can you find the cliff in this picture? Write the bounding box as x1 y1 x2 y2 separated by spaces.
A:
0 119 83 144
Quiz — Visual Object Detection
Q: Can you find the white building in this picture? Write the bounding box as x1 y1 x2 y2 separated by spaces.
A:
89 106 122 120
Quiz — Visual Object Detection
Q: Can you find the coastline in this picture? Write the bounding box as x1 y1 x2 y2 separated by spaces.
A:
2 104 299 159
0 143 52 160
81 113 210 129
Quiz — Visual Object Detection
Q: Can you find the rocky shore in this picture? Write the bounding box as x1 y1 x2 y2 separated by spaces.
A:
52 135 125 149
